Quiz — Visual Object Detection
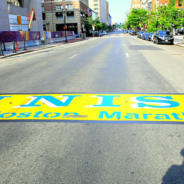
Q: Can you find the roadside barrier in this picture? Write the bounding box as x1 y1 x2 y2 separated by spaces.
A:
13 41 16 53
0 42 4 56
23 37 27 51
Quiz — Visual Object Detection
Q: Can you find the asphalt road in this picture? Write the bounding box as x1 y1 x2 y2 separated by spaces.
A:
1 31 184 184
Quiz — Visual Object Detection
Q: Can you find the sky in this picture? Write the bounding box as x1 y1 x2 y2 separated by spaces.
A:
108 0 132 24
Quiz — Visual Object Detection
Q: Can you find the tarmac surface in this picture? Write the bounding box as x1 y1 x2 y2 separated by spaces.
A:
1 31 184 184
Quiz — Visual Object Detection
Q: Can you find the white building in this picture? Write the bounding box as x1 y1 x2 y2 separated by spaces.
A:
141 0 152 11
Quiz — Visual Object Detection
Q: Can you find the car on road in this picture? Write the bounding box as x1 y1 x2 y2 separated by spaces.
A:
123 30 128 34
142 33 149 40
131 31 137 35
137 31 145 38
153 30 174 45
94 31 102 37
146 33 154 41
102 30 107 35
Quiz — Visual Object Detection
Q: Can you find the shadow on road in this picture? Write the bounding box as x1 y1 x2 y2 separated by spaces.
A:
162 149 184 184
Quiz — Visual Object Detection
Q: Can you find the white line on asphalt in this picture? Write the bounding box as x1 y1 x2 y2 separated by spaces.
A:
69 54 78 59
126 53 129 57
91 45 95 47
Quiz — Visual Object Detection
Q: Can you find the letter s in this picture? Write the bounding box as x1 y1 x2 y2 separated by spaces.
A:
130 96 180 109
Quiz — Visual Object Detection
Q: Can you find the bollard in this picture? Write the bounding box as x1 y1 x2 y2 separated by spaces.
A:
13 41 16 53
3 42 6 51
0 42 4 56
23 37 27 51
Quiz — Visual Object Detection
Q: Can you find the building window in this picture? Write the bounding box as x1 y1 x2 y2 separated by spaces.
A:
56 5 63 10
94 8 98 10
42 6 44 11
179 1 183 6
66 4 73 9
57 17 63 20
94 0 98 2
68 16 74 19
94 4 98 6
7 0 23 7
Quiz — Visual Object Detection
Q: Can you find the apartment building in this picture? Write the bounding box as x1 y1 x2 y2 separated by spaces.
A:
141 0 152 11
106 0 109 25
0 0 43 33
130 0 141 11
159 0 184 8
42 0 90 34
89 0 109 24
89 0 102 20
151 0 159 11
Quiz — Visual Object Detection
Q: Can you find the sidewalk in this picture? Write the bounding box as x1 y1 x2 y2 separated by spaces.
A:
0 37 88 59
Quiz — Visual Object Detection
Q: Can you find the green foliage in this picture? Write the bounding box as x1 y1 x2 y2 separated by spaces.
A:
125 3 184 33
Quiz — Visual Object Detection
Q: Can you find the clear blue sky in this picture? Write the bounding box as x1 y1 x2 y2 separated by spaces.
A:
108 0 131 24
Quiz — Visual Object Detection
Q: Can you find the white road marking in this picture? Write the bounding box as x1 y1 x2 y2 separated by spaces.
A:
69 54 78 59
126 53 129 57
91 45 95 47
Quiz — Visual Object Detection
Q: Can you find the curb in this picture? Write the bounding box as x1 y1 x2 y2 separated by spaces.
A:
0 39 86 59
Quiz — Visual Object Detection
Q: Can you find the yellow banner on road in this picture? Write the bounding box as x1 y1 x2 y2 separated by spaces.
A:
1 94 184 122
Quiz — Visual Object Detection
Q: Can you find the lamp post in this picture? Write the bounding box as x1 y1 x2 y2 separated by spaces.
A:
80 10 87 39
62 8 68 43
46 20 50 31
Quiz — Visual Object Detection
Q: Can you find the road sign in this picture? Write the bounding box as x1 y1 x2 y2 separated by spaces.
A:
1 94 184 123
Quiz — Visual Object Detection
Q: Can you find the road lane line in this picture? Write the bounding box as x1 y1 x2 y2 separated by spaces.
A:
126 53 129 57
69 54 78 59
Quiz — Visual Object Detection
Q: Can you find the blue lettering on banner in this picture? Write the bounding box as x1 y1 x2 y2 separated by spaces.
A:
124 113 140 119
14 95 81 108
131 96 180 109
154 114 171 120
16 112 32 118
0 112 16 118
0 96 11 101
43 112 61 118
86 95 120 108
99 111 121 119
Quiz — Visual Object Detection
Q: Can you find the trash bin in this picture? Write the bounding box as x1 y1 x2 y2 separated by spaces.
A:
83 33 86 40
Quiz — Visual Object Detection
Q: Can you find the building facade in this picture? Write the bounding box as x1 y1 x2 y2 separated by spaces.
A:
151 0 159 11
109 14 112 26
42 0 90 34
130 0 141 11
159 0 184 8
141 0 152 11
0 0 43 33
89 0 109 24
106 0 109 25
89 0 102 20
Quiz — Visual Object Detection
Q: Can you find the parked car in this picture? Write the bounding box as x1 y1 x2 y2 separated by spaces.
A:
142 33 149 40
124 30 128 34
131 31 137 35
137 31 145 38
178 29 184 34
151 32 156 42
153 30 174 45
95 31 102 37
102 30 107 35
146 33 154 41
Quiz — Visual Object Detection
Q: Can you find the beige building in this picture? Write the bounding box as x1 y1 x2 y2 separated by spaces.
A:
89 0 102 20
42 0 90 34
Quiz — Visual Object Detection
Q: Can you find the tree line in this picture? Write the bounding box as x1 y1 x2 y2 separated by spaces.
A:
123 1 184 33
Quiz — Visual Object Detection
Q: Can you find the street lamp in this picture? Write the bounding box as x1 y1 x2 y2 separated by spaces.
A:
46 20 50 31
62 8 68 43
80 10 87 39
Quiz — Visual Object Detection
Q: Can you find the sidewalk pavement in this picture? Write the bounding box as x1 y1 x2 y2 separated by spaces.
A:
0 38 90 59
